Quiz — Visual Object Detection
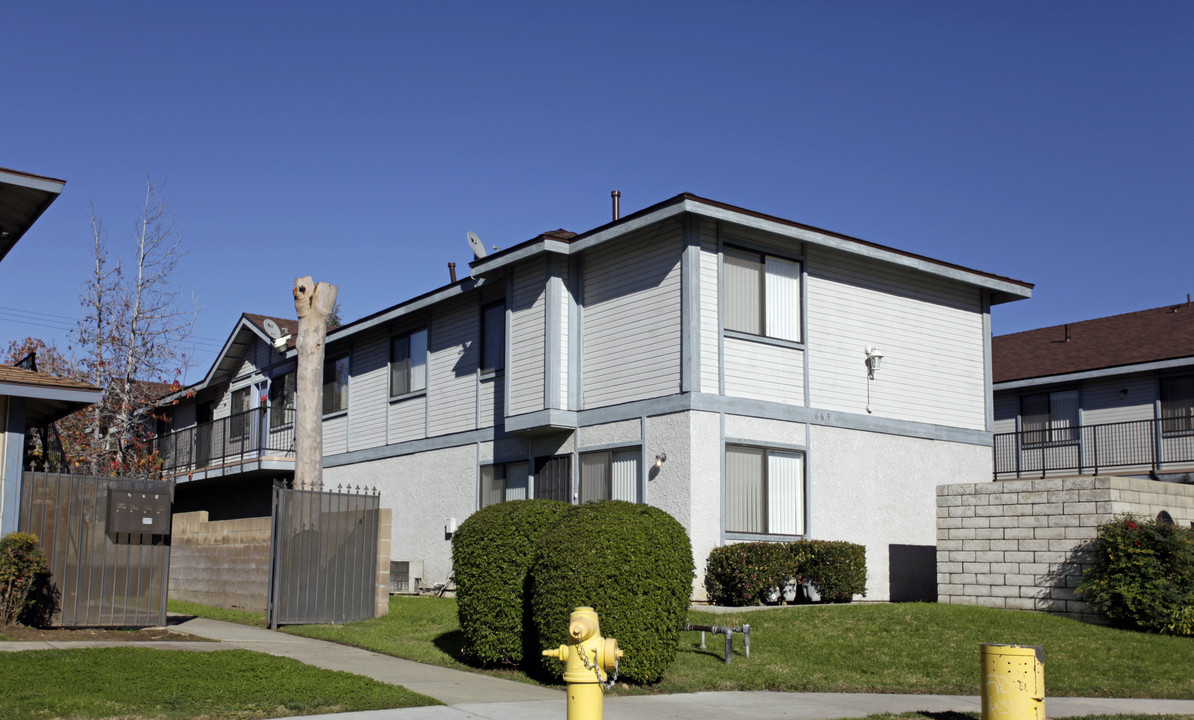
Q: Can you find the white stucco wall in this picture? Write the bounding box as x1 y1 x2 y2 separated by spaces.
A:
324 443 478 588
808 424 992 601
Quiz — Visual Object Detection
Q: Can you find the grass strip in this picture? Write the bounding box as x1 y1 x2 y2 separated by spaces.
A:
0 646 438 720
285 596 1194 698
168 598 268 627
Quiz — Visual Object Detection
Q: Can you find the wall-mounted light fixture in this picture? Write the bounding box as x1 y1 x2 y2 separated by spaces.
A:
864 346 884 379
655 452 667 469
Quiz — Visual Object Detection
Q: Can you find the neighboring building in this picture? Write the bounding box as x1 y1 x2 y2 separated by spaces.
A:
992 302 1194 481
159 192 1032 600
0 167 104 534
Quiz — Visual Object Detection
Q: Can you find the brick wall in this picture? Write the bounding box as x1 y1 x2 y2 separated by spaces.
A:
169 511 272 612
937 476 1194 622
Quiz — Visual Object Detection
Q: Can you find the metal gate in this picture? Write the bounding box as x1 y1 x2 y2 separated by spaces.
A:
267 480 380 628
18 472 173 627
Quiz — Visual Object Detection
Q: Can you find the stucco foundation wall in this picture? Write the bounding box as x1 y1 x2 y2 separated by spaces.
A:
811 425 992 602
169 511 272 611
937 476 1194 622
325 444 476 589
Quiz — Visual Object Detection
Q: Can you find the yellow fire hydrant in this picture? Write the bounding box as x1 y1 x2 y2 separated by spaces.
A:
542 606 623 720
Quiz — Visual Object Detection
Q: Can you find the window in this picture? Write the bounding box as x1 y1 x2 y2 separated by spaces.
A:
579 449 640 503
725 445 805 536
323 354 350 414
1160 376 1194 435
269 372 295 429
390 329 428 397
480 301 505 373
1020 389 1078 445
230 387 251 439
480 461 529 508
723 246 801 342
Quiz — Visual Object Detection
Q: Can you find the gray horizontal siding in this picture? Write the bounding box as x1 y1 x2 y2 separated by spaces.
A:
323 414 348 455
509 258 546 416
349 328 388 452
389 395 426 444
724 337 804 404
429 298 479 436
1081 376 1157 425
806 246 986 430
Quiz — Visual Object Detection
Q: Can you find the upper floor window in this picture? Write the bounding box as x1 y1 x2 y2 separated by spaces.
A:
323 354 350 414
230 387 252 439
390 329 428 397
1160 376 1194 435
579 449 640 503
725 445 805 536
723 246 801 342
269 372 295 429
1020 389 1078 445
480 301 505 373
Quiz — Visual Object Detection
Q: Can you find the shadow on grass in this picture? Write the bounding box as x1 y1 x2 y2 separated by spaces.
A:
432 629 561 685
916 712 975 720
166 615 198 626
432 629 469 663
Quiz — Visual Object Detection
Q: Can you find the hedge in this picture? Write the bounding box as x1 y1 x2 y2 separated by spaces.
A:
1077 514 1194 636
529 501 693 684
451 499 571 665
704 539 867 606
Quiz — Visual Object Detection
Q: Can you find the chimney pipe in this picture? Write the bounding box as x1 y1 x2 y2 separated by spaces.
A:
448 262 457 283
611 190 621 221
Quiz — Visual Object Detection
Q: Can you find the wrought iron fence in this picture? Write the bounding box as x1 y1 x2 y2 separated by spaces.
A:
157 407 295 475
267 480 381 628
994 418 1194 478
18 472 174 627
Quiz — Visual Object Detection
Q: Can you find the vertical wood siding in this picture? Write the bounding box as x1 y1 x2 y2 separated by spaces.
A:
428 298 479 436
699 222 720 394
582 222 683 408
509 258 547 416
806 247 986 430
724 337 804 404
348 328 388 452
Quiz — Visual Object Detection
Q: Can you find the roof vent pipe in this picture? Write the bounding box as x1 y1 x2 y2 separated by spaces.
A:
448 262 457 283
611 190 621 221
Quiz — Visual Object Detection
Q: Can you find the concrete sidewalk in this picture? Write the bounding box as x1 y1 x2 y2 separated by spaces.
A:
6 615 1192 719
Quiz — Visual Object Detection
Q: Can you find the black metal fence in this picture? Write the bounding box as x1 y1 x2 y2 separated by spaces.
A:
18 472 173 627
157 407 295 475
267 480 380 628
994 418 1194 478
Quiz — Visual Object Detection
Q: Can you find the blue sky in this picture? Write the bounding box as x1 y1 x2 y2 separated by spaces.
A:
3 1 1192 381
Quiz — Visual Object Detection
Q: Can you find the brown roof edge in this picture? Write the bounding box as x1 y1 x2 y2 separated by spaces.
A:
0 166 68 186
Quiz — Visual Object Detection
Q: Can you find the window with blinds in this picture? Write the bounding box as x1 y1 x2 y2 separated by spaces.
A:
725 445 804 536
1161 376 1194 435
723 246 801 342
1019 390 1078 445
579 449 640 503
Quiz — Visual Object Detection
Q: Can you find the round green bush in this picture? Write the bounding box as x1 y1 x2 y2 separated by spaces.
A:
529 501 693 684
704 542 799 605
799 540 867 602
452 499 571 665
1077 514 1194 635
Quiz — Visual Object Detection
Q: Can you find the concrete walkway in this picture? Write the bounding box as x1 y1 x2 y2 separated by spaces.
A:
5 615 1193 719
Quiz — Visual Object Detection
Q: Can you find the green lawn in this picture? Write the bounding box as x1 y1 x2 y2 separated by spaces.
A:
281 596 1194 698
0 646 438 720
168 598 269 627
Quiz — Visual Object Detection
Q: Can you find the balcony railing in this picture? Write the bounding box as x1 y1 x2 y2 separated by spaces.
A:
157 407 295 476
994 417 1194 479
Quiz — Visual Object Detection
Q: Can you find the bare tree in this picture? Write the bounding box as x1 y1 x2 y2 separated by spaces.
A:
73 176 195 477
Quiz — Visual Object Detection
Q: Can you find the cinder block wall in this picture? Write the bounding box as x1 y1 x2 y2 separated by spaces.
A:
375 508 391 618
937 476 1194 622
169 511 272 612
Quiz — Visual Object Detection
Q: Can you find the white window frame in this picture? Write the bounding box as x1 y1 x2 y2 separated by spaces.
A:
390 328 428 398
723 245 802 343
725 444 805 537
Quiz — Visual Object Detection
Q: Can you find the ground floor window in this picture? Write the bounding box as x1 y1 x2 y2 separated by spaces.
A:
579 449 640 503
480 461 529 508
725 444 805 536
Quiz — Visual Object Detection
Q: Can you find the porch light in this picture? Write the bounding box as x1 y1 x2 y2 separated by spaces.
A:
655 452 667 469
865 346 884 379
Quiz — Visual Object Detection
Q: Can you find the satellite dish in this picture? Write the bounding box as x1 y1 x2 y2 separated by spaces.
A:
262 318 282 340
468 231 487 259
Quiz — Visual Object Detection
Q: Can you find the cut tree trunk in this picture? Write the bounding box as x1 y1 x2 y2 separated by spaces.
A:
293 276 338 489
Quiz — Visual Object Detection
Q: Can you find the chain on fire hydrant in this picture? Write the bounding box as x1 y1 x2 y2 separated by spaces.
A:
542 606 624 720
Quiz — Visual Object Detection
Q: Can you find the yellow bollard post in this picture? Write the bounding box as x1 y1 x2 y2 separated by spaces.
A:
980 643 1045 720
542 607 624 720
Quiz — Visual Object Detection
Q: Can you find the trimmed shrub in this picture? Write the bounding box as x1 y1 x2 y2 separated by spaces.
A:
703 539 867 606
704 542 800 606
530 501 693 684
452 499 571 665
799 540 867 602
1077 514 1194 635
0 532 49 626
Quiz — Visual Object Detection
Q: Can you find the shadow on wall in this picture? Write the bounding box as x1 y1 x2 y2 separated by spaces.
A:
889 544 937 602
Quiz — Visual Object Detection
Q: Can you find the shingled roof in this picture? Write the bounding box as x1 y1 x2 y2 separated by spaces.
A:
993 301 1194 384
